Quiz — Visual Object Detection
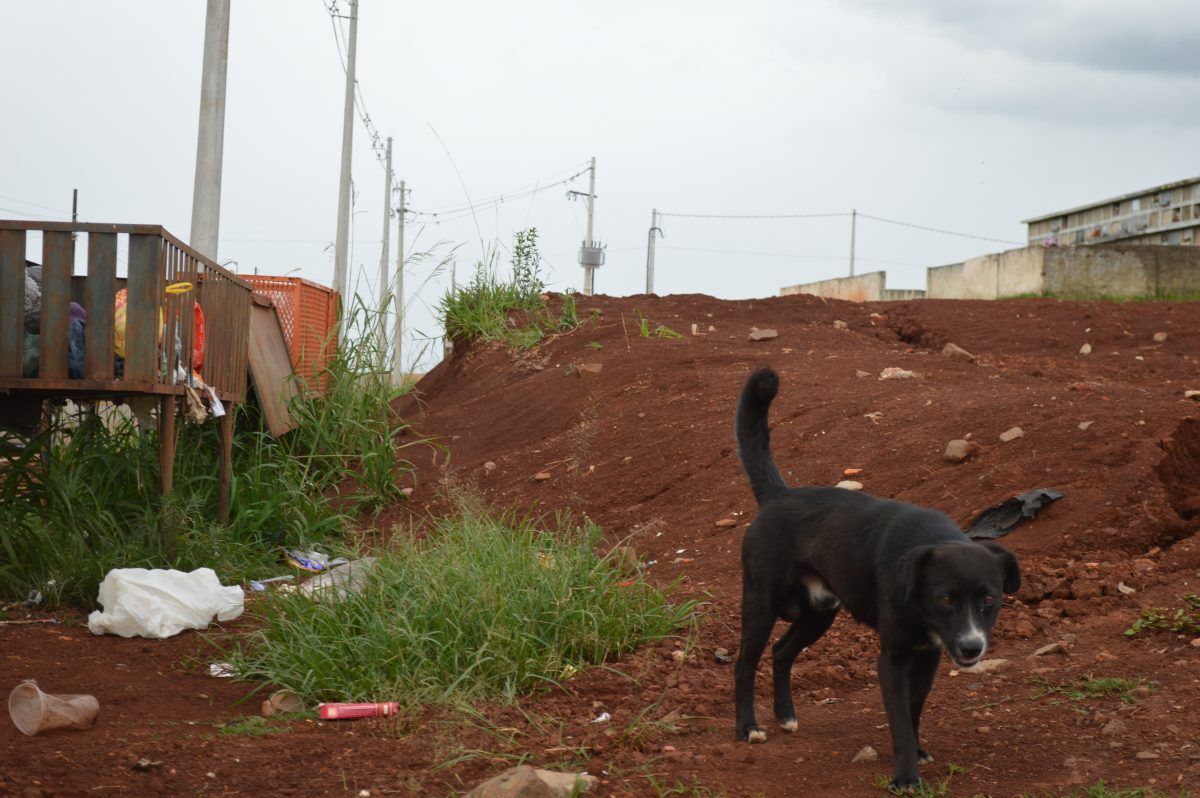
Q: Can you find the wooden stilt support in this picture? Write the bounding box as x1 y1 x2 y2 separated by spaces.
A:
158 395 177 550
217 409 233 525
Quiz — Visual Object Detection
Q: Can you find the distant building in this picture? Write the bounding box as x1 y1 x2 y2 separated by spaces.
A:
1024 176 1200 248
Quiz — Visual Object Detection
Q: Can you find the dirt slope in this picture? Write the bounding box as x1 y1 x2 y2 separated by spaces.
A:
3 292 1199 797
392 293 1200 796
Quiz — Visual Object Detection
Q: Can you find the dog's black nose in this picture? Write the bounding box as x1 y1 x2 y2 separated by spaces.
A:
959 642 984 660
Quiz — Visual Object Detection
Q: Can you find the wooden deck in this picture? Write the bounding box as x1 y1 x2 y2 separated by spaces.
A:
0 220 253 524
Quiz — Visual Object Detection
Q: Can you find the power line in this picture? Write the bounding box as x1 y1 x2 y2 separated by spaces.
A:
407 164 591 220
0 194 71 215
659 208 1023 246
323 0 392 176
659 211 852 220
856 213 1024 246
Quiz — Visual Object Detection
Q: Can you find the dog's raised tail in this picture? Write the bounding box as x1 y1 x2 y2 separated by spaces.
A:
736 367 788 505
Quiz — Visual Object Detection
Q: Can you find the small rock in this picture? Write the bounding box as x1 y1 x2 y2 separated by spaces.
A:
977 726 991 734
999 426 1025 443
1102 719 1127 736
833 320 849 331
851 745 878 764
533 471 552 481
942 343 976 363
1131 686 1152 700
714 647 732 664
671 649 687 663
944 439 979 463
836 480 863 491
465 766 597 797
708 325 717 332
1190 638 1200 648
749 328 779 342
132 758 162 772
715 518 738 528
1185 390 1200 400
1095 651 1118 662
1079 343 1092 355
855 370 871 379
1135 751 1160 760
1117 582 1136 595
843 468 863 477
1078 421 1094 431
484 461 497 472
621 456 633 464
1153 332 1168 343
261 689 304 717
879 367 918 380
963 658 1010 674
1033 641 1068 657
691 323 699 336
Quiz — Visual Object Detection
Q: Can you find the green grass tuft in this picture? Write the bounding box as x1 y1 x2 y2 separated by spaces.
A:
1125 594 1200 637
220 500 694 706
1032 675 1154 704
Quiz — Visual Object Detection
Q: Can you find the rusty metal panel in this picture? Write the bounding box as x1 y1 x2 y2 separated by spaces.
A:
85 233 117 380
37 231 74 379
0 229 25 377
247 298 299 435
124 234 162 383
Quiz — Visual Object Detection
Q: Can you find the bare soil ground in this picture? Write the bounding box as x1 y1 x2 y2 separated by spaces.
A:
3 293 1200 797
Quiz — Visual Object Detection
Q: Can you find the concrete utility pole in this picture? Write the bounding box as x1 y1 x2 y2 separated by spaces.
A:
333 0 359 318
583 156 597 294
645 208 662 294
190 0 231 260
391 180 406 386
848 207 857 277
376 137 392 358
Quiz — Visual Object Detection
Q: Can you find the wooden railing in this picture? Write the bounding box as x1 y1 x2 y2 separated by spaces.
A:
0 221 251 402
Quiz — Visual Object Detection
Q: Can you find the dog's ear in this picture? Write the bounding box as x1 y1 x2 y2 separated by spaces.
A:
979 541 1021 594
893 544 936 607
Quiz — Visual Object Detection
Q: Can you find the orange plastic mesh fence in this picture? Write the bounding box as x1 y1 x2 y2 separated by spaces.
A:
243 276 338 393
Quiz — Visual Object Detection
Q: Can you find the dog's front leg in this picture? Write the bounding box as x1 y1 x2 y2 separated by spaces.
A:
878 646 921 791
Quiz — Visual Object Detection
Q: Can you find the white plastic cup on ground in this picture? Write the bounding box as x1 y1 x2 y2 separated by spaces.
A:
8 680 100 735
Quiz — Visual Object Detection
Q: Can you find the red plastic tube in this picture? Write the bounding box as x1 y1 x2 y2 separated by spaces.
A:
318 702 400 720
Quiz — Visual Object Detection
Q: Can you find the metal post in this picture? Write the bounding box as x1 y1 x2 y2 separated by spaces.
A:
377 137 392 359
849 207 857 277
583 156 596 295
333 0 359 326
645 208 661 294
190 0 231 260
391 180 406 386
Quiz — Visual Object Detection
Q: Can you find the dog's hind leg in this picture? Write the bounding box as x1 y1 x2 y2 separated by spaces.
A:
908 647 941 765
771 608 838 731
735 597 774 743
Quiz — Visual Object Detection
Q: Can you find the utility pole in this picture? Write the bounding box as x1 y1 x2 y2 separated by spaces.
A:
333 0 359 325
849 207 857 277
391 180 406 386
190 0 231 260
583 156 596 294
376 137 392 359
645 208 662 294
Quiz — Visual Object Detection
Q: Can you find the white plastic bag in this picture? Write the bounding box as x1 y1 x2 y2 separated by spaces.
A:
87 568 244 639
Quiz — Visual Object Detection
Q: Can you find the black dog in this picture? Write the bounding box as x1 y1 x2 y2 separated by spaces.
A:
733 367 1020 790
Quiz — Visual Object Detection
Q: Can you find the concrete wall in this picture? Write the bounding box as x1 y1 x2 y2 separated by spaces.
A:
780 271 888 302
793 245 1199 301
927 262 964 299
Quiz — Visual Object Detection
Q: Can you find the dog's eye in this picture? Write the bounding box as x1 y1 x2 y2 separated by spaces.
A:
937 594 952 606
982 595 996 606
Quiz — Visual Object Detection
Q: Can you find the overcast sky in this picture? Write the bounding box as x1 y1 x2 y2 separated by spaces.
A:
4 0 1198 371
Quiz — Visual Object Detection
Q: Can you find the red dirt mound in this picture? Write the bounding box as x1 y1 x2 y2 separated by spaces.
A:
4 293 1199 797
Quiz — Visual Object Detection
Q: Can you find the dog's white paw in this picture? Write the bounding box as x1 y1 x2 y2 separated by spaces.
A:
747 729 767 743
917 751 934 765
779 719 798 732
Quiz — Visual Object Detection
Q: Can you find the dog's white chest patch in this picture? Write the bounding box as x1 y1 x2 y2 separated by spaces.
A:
802 575 840 608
